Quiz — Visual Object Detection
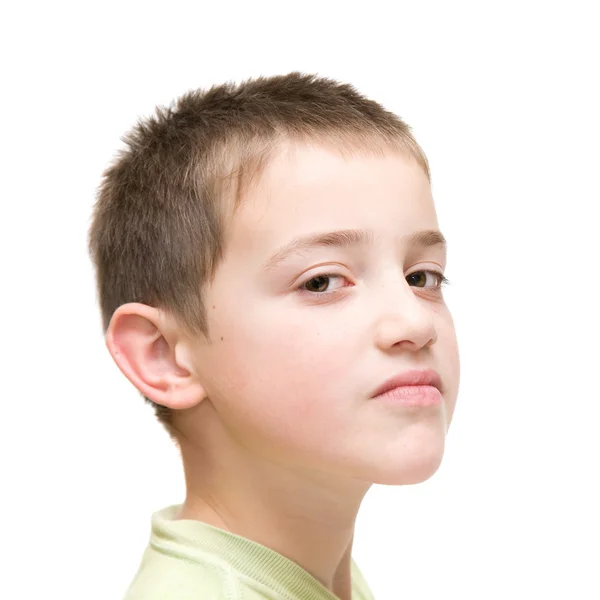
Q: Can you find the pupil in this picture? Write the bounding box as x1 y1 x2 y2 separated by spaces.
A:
307 276 328 292
408 272 425 286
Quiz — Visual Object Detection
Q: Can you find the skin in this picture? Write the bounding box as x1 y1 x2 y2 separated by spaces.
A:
107 141 460 600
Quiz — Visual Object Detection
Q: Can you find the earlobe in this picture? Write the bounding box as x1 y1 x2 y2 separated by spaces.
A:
105 303 207 411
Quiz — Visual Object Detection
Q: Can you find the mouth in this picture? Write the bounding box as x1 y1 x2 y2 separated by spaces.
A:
371 368 442 399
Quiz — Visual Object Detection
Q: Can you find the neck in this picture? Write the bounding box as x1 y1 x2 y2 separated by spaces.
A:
174 404 370 599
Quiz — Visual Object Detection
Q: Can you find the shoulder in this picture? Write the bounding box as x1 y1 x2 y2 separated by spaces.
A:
121 545 237 600
121 545 281 600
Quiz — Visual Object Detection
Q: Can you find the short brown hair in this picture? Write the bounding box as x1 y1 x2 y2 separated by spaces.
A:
88 72 430 436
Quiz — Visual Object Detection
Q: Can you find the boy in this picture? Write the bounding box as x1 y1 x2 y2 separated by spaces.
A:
88 72 460 600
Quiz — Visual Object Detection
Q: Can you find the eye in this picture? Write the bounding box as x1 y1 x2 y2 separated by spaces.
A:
301 274 348 294
407 270 450 291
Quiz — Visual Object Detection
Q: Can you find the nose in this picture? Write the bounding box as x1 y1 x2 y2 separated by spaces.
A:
373 277 438 351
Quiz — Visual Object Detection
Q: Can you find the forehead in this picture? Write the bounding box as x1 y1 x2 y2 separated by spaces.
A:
227 142 436 256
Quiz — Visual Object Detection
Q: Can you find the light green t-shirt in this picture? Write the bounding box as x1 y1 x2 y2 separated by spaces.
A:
123 504 376 600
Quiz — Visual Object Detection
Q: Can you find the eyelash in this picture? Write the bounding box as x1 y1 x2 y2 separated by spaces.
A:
298 270 450 296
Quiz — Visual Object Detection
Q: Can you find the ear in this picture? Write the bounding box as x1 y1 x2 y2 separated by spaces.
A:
105 303 206 410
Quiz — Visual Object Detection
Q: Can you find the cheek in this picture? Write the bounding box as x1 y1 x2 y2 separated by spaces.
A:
235 320 352 399
437 315 461 417
220 299 355 375
208 307 357 437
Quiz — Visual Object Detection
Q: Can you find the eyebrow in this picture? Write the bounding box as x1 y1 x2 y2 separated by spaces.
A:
262 228 447 272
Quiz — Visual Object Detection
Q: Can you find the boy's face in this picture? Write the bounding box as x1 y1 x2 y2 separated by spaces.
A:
184 142 460 485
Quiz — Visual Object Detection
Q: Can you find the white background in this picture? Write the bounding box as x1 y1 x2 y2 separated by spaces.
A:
1 1 599 599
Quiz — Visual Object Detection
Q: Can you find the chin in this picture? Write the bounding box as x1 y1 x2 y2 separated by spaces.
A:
371 456 445 486
364 432 447 486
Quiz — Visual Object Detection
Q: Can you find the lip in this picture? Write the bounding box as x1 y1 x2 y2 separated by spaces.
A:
371 368 443 398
